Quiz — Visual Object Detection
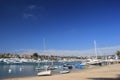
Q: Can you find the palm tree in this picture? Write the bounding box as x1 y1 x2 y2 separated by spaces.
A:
116 51 120 58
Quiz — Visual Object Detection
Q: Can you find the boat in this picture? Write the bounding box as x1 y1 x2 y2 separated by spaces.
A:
48 66 56 70
86 59 101 65
63 64 73 69
37 70 51 76
60 70 70 74
37 38 52 76
36 65 49 70
36 65 56 70
35 67 47 70
75 63 86 69
37 62 52 76
60 63 71 74
86 40 102 65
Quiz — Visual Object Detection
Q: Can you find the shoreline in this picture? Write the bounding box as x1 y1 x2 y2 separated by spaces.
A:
2 63 120 80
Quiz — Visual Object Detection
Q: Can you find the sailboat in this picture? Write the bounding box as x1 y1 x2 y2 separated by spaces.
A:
35 60 48 70
37 38 52 76
47 60 56 70
86 40 101 65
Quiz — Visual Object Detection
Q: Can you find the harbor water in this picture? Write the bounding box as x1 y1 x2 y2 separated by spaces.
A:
0 61 85 79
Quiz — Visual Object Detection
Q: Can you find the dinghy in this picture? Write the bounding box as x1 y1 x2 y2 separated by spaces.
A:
60 70 70 74
37 70 51 76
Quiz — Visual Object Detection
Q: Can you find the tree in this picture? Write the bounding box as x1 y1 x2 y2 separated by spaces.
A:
32 53 39 59
116 51 120 57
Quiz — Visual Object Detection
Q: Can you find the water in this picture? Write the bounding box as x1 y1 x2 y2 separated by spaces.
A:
0 61 83 79
0 63 38 79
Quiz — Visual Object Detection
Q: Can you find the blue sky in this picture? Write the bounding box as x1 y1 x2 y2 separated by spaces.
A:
0 0 120 55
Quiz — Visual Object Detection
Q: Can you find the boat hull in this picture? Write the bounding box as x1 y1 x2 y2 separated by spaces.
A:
37 70 51 76
60 70 70 74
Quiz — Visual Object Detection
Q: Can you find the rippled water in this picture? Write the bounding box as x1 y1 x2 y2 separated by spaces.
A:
0 63 38 79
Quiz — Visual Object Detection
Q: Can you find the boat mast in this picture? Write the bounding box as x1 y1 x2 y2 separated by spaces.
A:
43 38 46 51
43 38 48 70
94 40 97 59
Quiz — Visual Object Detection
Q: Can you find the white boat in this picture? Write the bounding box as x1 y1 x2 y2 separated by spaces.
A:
37 70 51 76
86 40 102 65
60 70 70 74
86 59 101 65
